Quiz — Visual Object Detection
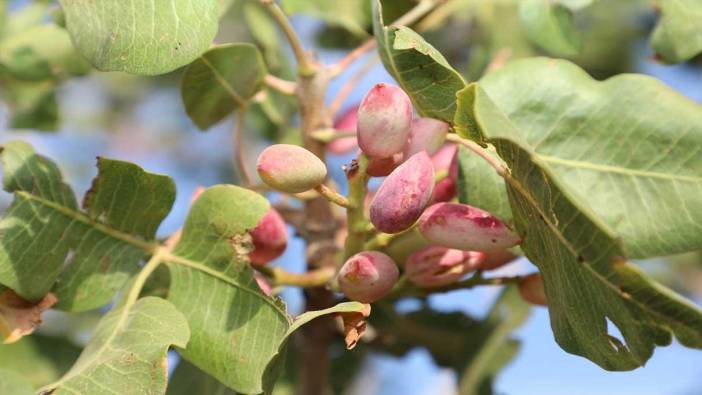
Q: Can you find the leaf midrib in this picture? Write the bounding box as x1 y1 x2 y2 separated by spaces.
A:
17 190 288 316
537 154 702 183
502 158 701 334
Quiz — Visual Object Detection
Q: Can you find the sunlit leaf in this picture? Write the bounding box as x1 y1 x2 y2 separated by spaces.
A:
651 0 702 63
181 43 267 130
40 297 190 394
58 0 219 75
372 0 466 123
455 59 702 369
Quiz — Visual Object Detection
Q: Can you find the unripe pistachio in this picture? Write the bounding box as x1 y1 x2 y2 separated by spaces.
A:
404 118 449 158
338 251 399 303
249 208 288 266
405 246 484 287
366 152 404 177
418 202 521 252
369 151 435 234
431 178 457 204
257 144 327 193
328 105 359 154
519 273 547 306
357 83 412 158
479 249 518 271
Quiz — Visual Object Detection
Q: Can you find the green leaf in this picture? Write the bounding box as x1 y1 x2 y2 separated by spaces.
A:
456 144 512 224
0 24 91 81
518 0 581 57
181 43 268 130
165 181 367 394
40 297 190 394
165 184 289 394
281 0 369 38
474 58 702 259
0 80 59 131
167 360 237 395
0 369 33 395
372 0 466 123
455 62 702 369
0 334 82 388
650 0 702 63
58 0 219 75
0 142 175 309
371 288 528 395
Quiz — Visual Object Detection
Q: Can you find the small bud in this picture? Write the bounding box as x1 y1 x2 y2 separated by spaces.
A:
357 83 413 158
519 273 547 306
405 246 483 287
257 144 327 193
404 118 449 158
479 249 518 271
328 105 359 154
338 251 399 303
370 152 435 233
249 208 288 266
366 152 404 177
418 202 520 252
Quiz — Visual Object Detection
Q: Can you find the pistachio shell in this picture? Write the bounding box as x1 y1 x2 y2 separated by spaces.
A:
257 144 327 193
338 251 399 303
357 83 412 158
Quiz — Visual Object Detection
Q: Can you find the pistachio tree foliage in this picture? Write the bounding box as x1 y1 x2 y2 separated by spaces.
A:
0 0 701 394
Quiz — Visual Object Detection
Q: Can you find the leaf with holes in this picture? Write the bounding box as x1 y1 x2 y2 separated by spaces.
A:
165 184 366 394
0 141 174 310
372 0 466 123
181 43 268 130
58 0 219 75
651 0 702 63
39 297 190 394
455 59 702 369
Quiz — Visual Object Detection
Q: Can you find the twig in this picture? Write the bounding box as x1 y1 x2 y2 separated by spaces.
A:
446 134 508 177
259 0 316 75
343 156 371 259
315 184 353 209
326 0 444 78
233 109 253 186
256 266 336 288
310 128 356 143
264 74 297 95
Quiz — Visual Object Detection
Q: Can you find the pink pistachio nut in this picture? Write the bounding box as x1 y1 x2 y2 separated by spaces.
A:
257 144 327 193
478 249 518 271
405 246 484 287
357 83 413 158
338 251 399 303
429 144 458 203
404 118 449 158
369 151 435 234
418 202 521 252
249 208 288 266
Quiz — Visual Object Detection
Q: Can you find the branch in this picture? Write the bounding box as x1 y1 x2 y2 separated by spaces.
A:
256 266 336 288
326 0 444 78
343 156 371 259
446 134 508 177
310 128 356 143
264 74 297 95
259 0 316 75
315 184 353 209
233 109 253 186
390 271 524 298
